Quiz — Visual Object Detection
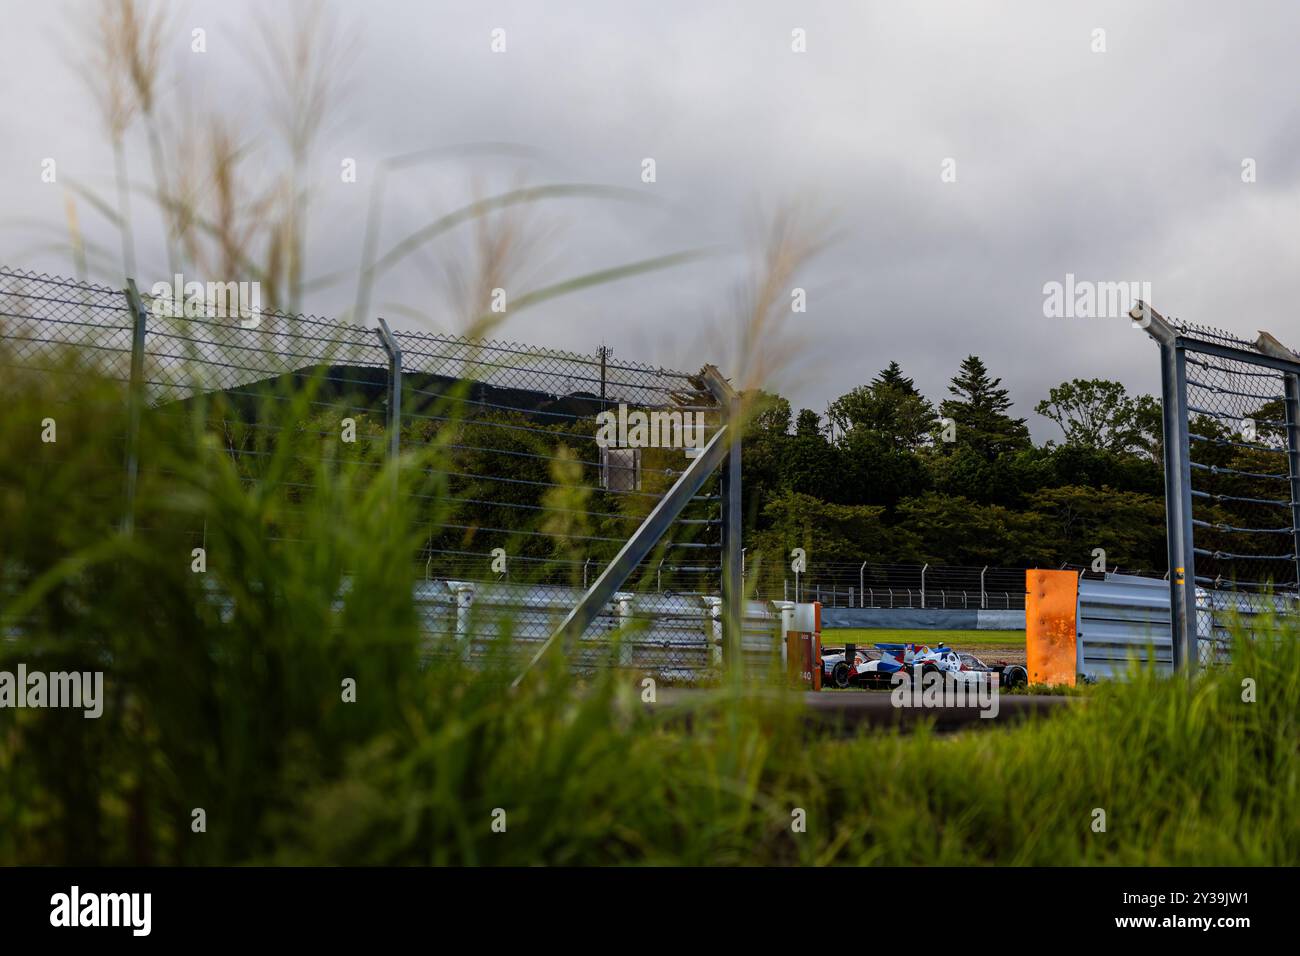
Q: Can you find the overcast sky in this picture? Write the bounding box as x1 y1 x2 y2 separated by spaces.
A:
3 0 1299 439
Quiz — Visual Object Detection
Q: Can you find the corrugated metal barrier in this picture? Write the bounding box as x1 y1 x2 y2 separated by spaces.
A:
1077 575 1172 680
414 579 782 681
186 575 785 682
1076 572 1297 679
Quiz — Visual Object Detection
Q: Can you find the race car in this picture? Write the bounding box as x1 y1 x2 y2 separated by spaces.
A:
928 647 1029 688
956 650 1024 686
818 641 923 689
819 642 1028 689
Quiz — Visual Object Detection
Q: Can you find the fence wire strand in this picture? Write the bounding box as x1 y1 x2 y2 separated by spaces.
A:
0 266 748 681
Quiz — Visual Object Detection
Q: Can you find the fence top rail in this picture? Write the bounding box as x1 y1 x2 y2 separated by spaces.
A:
1171 318 1300 364
393 325 699 383
0 266 121 296
1 266 705 390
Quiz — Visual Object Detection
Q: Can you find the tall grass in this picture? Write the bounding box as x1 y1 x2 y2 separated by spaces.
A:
1 363 1296 866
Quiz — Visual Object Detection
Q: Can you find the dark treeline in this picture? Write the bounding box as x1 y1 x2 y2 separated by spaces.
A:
179 354 1286 597
202 380 715 590
741 357 1171 593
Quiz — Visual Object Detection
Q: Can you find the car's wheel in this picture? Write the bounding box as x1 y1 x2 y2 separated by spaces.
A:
1001 664 1028 688
831 661 852 688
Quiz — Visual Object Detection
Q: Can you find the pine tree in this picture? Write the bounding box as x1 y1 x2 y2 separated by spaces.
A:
794 407 823 438
873 360 918 395
938 355 1030 458
783 408 841 501
827 362 935 451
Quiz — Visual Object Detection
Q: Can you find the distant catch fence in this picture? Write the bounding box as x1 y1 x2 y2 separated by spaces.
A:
767 561 1030 610
0 266 750 680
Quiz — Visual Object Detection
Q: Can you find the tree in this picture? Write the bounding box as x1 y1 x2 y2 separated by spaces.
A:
1034 378 1160 456
875 360 916 393
747 491 917 594
938 355 1030 460
1130 394 1163 463
747 389 792 437
781 409 842 501
1042 442 1163 497
794 407 823 437
741 390 793 531
827 361 936 451
927 444 1035 507
754 491 893 561
1026 485 1166 570
838 425 931 509
894 492 1047 565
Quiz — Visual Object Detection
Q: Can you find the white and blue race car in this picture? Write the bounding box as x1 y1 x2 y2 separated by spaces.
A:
819 642 1028 690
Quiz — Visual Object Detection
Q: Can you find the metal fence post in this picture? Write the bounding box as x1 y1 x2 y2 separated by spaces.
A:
721 391 743 669
1138 302 1195 673
1170 346 1199 671
451 581 475 659
1272 363 1300 599
859 561 866 607
375 317 402 460
512 421 734 687
121 279 149 536
772 600 794 669
615 592 635 667
703 596 724 666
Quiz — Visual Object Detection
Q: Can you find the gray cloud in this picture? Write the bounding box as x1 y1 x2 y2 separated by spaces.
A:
3 0 1298 438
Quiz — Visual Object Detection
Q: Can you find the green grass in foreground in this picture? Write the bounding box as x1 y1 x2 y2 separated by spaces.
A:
1 366 1296 865
824 627 1024 649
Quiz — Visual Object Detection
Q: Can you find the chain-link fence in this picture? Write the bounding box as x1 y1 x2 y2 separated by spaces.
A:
0 266 760 680
0 271 138 534
762 561 1029 609
1141 306 1300 666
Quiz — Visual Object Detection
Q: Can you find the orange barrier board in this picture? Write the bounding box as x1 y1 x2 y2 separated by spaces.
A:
1025 570 1078 687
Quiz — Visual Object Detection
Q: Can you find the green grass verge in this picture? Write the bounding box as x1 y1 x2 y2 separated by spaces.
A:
2 364 1296 865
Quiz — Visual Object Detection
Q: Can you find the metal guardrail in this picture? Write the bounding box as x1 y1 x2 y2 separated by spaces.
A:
193 575 784 682
416 579 780 681
1077 572 1298 679
1077 574 1172 680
